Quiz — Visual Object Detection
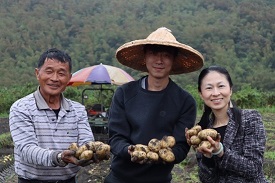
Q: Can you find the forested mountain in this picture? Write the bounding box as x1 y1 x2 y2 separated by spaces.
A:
0 0 274 91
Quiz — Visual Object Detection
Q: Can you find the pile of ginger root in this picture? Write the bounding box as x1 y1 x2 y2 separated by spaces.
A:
129 135 176 163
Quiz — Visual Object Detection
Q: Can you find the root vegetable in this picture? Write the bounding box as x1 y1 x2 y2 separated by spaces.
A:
148 138 161 152
94 141 104 147
192 125 202 133
86 141 96 151
75 145 88 158
134 144 150 153
68 142 78 151
199 141 212 149
79 150 93 160
161 136 176 148
87 141 104 151
130 135 176 164
160 139 169 149
95 144 111 160
187 125 218 151
146 151 159 161
186 129 199 137
198 129 218 140
190 135 201 145
158 148 175 163
69 141 111 162
131 150 147 162
186 125 202 137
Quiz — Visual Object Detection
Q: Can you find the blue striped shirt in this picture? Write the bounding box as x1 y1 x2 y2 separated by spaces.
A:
9 88 94 181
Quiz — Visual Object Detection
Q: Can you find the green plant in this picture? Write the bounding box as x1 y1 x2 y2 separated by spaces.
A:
232 84 264 108
0 133 13 149
265 152 275 161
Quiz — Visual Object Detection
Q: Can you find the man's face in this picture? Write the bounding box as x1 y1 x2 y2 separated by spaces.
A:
35 58 72 98
145 45 175 79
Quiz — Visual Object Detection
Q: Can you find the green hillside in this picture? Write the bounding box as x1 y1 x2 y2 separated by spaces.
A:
0 0 275 91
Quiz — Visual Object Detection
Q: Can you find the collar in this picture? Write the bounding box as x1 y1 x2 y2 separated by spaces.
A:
141 76 148 89
140 75 171 91
33 86 70 111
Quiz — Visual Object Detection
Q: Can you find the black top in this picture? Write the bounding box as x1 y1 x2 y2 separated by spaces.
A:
202 125 227 167
108 76 197 183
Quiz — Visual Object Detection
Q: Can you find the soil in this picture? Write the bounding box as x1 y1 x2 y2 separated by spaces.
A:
76 159 111 183
0 118 198 183
3 152 198 183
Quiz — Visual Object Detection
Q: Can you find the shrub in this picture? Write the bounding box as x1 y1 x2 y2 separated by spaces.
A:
0 133 13 149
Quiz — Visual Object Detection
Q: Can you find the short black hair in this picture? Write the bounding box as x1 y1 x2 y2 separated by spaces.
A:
37 48 72 72
144 44 178 57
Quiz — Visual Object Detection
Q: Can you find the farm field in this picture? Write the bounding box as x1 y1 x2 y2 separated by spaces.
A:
2 113 275 183
75 113 275 183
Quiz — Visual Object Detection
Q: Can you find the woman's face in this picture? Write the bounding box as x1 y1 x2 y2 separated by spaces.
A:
199 71 232 111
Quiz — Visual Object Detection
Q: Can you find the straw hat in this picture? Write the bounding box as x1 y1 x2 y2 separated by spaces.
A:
116 27 204 75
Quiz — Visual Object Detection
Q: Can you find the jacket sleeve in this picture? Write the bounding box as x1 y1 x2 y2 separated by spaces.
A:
108 86 132 160
172 94 197 164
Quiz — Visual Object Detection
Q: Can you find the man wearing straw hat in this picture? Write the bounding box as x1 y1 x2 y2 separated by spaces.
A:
105 27 204 183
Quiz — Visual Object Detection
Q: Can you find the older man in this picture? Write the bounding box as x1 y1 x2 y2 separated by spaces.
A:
9 48 94 183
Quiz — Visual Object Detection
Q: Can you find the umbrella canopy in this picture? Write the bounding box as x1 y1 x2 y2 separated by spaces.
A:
68 63 135 86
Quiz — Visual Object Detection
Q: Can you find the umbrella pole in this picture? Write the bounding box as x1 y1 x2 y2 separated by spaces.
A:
100 84 103 113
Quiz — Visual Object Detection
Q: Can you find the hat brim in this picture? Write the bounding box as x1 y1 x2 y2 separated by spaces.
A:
116 39 204 75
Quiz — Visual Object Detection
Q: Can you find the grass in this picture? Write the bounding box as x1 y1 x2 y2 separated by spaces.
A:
0 113 9 117
265 152 275 161
0 133 13 149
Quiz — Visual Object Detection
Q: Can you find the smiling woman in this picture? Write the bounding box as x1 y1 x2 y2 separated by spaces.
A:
188 65 268 183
